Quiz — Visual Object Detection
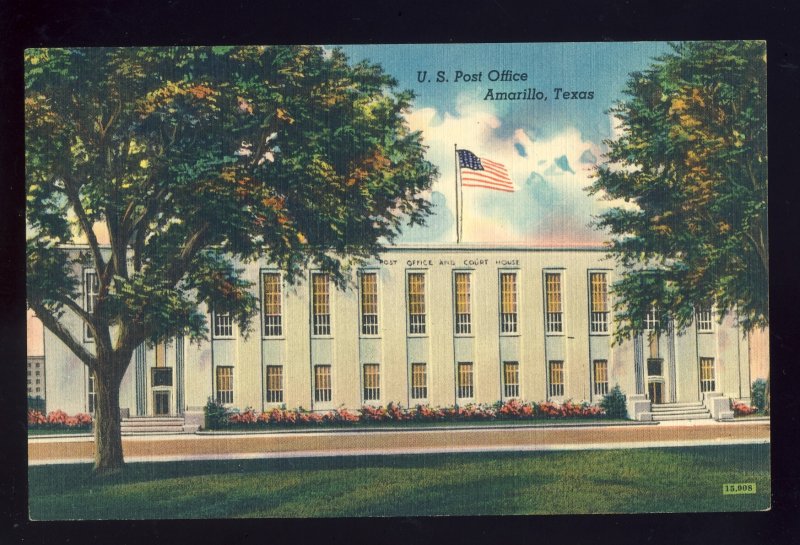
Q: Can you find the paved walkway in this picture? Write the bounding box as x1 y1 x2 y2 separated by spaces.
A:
28 420 770 465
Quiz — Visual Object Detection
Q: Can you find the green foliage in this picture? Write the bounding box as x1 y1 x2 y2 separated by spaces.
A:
588 41 767 340
203 397 229 430
750 378 768 414
600 385 628 419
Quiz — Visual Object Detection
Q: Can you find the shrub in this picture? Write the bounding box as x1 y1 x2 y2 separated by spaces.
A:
600 385 628 419
28 409 92 430
731 400 757 417
204 397 230 429
751 379 768 414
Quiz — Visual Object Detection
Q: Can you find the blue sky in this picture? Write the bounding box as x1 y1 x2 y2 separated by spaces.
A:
336 42 672 245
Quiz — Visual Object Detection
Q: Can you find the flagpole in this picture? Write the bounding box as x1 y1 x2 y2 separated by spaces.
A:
454 144 461 244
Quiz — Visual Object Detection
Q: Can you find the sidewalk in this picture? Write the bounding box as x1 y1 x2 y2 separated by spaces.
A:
28 419 770 465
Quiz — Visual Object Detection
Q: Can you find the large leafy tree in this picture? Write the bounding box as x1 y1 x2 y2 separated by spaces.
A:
25 46 437 473
589 41 767 342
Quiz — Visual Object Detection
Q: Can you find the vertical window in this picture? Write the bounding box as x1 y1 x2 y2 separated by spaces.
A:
88 373 96 413
500 272 518 333
593 360 609 396
545 273 563 333
360 272 379 336
411 363 428 400
699 357 716 393
312 273 331 336
265 365 283 403
696 305 713 333
644 305 659 331
407 273 426 335
362 364 380 401
503 361 520 398
216 366 234 404
548 361 565 398
454 272 472 335
263 273 283 337
314 365 332 403
589 272 609 334
84 270 99 341
457 362 474 399
213 312 234 338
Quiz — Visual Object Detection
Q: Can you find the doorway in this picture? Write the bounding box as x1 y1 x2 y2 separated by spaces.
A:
153 390 170 416
648 381 664 404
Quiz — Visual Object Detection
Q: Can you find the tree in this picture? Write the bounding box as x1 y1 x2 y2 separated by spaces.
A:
588 41 767 342
25 46 437 473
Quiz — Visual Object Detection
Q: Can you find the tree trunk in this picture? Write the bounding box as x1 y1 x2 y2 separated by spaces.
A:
93 367 125 474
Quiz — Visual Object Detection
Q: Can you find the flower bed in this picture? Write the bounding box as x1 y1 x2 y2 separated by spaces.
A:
205 399 608 430
731 400 758 417
28 409 93 431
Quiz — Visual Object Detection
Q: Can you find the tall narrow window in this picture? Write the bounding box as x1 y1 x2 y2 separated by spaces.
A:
87 373 96 413
454 272 472 335
216 366 234 404
265 365 283 403
263 272 283 337
314 365 332 402
644 304 659 331
362 364 380 401
548 361 565 398
696 305 713 333
545 273 563 333
699 357 716 393
312 273 331 336
593 360 609 396
590 272 609 334
360 272 379 336
407 273 426 335
500 272 518 333
457 362 474 399
84 270 99 341
503 361 520 398
411 363 427 400
213 312 234 338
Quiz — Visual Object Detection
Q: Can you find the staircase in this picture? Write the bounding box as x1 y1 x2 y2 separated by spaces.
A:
650 401 712 422
121 416 187 435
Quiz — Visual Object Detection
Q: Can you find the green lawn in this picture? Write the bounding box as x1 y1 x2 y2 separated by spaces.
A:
29 444 770 519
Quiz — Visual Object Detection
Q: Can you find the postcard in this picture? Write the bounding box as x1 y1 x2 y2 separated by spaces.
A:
25 41 769 518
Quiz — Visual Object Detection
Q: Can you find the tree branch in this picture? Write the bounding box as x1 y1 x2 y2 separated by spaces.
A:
62 175 106 277
29 301 97 370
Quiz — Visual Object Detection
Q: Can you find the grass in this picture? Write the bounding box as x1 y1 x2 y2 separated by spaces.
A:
29 444 770 519
28 428 92 436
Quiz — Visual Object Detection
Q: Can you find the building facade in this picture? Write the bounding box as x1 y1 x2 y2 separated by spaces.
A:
42 244 756 419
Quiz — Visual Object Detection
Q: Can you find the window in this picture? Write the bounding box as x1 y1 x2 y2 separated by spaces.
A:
263 272 283 337
216 366 234 404
593 360 609 396
88 373 96 413
314 365 332 403
500 272 518 333
411 363 427 400
152 368 173 387
454 272 472 335
265 365 283 403
589 272 609 334
696 305 713 333
644 305 659 331
503 361 520 398
312 273 331 336
35 371 40 376
35 379 41 384
457 362 474 399
647 358 663 376
699 357 716 393
545 273 563 333
548 361 565 398
363 364 380 401
84 270 99 341
213 312 234 338
360 272 379 336
407 272 426 334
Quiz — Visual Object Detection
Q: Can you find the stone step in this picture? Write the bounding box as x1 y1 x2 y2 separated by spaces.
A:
651 402 705 410
122 417 184 424
121 427 186 434
650 407 710 415
652 412 712 421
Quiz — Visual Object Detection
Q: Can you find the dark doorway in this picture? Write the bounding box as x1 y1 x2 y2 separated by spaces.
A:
648 381 664 404
153 391 170 416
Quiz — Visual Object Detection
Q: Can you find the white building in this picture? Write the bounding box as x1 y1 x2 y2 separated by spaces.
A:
42 244 759 422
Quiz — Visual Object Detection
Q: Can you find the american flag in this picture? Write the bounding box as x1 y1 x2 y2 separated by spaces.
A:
457 149 514 192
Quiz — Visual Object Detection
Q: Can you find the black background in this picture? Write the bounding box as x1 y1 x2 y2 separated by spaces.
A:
1 1 798 544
